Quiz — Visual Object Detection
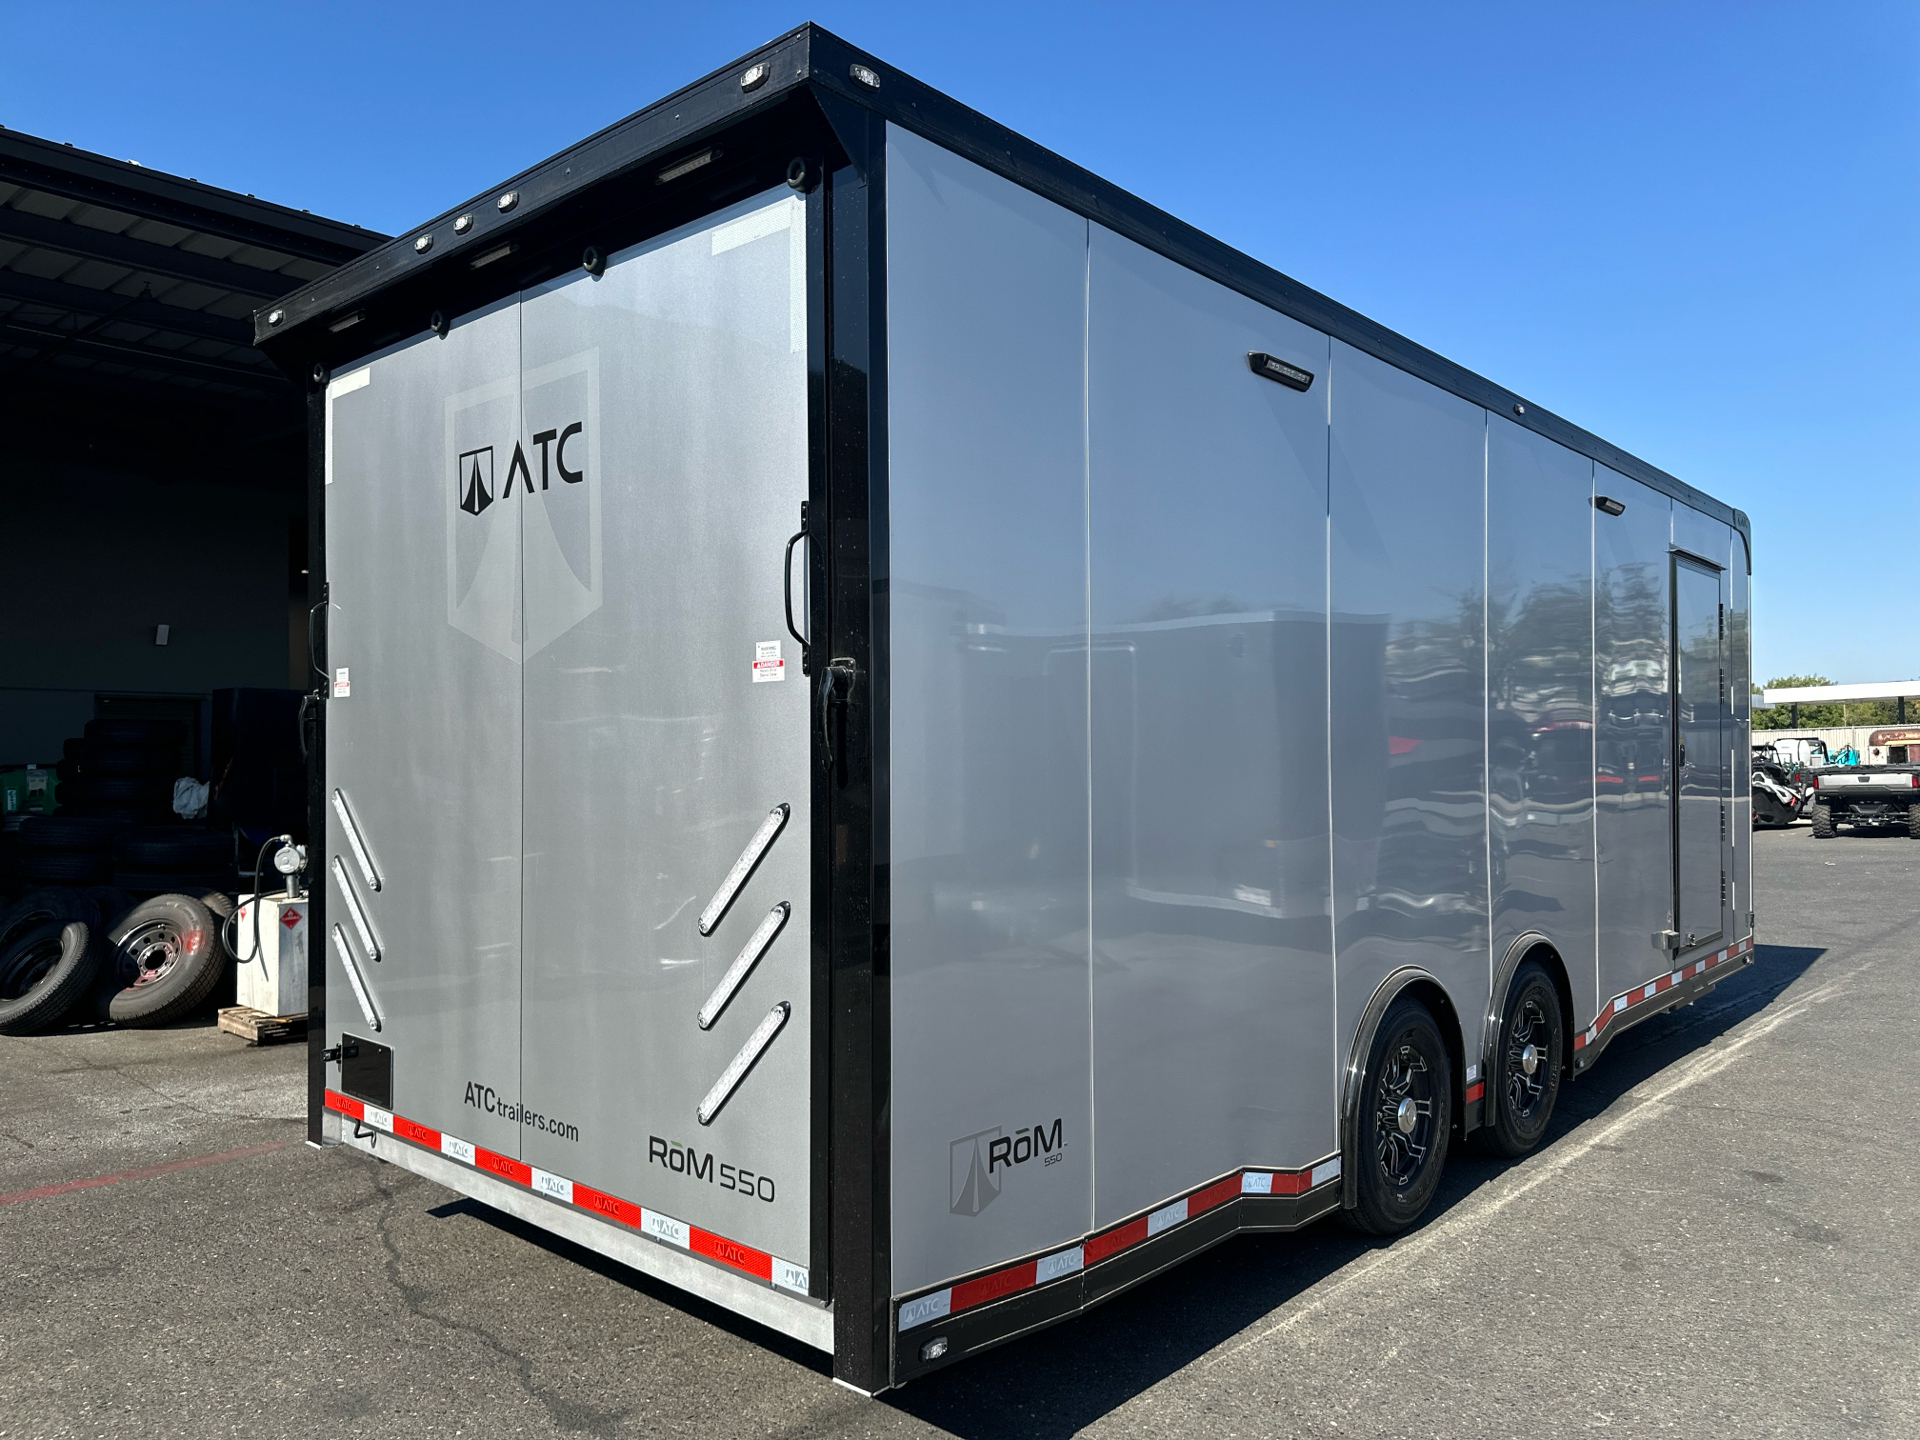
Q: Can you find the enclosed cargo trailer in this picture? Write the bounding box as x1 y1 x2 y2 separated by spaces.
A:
256 25 1754 1392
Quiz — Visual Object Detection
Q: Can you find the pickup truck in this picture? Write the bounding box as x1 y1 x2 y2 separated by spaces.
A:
1807 766 1920 838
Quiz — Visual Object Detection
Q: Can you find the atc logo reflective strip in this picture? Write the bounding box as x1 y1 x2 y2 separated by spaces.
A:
321 1090 805 1295
1574 936 1752 1051
898 1158 1341 1332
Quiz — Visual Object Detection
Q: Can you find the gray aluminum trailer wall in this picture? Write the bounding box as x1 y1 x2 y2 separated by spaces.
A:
883 123 1750 1303
263 24 1752 1394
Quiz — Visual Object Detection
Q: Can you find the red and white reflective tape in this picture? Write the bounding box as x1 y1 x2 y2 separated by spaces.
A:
323 1089 806 1295
898 1156 1341 1333
1574 936 1752 1052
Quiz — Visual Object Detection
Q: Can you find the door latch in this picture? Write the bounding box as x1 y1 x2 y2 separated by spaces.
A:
821 656 857 777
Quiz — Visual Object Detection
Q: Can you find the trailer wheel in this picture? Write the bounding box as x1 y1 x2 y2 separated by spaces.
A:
99 894 226 1027
1479 960 1563 1159
1347 997 1452 1235
1810 803 1835 839
0 921 102 1035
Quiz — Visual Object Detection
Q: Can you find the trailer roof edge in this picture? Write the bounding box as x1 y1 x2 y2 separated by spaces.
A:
254 22 1749 553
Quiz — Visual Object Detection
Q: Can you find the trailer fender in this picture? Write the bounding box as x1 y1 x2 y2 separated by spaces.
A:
1480 934 1576 1100
1339 967 1467 1210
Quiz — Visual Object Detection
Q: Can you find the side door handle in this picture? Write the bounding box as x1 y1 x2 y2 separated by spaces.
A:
783 501 810 677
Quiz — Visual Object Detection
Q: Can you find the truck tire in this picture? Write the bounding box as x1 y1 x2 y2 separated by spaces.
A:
114 827 230 869
83 744 179 777
1478 960 1564 1159
1909 803 1920 840
17 815 130 851
1346 996 1452 1236
19 849 114 884
1810 804 1835 838
100 893 227 1027
0 887 102 954
83 718 186 749
0 921 102 1034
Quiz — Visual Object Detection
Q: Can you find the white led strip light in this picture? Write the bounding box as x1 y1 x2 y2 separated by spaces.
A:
696 1002 789 1126
697 804 788 936
331 788 382 892
697 903 789 1030
331 924 381 1032
330 856 380 962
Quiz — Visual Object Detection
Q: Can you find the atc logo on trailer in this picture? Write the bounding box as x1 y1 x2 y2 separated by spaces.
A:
444 349 603 662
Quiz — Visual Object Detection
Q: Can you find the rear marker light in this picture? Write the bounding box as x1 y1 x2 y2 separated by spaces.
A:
697 1002 789 1125
698 903 790 1030
920 1337 949 1362
332 789 382 891
849 63 880 89
657 148 720 184
331 925 381 1032
740 62 769 91
698 804 789 935
330 856 380 962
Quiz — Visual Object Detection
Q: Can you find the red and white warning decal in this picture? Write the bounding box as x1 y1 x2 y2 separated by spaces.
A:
1574 935 1752 1051
899 1157 1340 1332
323 1090 807 1296
752 640 785 683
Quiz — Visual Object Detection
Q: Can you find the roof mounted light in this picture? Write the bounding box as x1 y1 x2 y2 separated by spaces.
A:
413 233 433 254
656 148 720 184
740 62 769 92
266 308 285 327
1594 495 1627 516
496 190 519 212
849 63 880 89
452 213 474 234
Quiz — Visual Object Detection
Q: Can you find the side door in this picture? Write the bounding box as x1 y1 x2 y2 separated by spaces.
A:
516 189 815 1283
1672 555 1725 949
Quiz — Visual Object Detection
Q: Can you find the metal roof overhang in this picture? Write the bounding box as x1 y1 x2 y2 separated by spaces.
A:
252 22 1749 557
0 128 383 487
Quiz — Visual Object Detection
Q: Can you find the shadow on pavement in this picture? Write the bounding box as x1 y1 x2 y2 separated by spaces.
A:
432 943 1825 1438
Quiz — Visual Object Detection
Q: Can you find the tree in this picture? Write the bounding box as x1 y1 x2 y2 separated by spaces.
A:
1752 674 1905 730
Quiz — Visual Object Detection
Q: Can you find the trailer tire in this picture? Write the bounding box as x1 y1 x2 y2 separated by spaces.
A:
0 921 102 1034
1346 997 1452 1236
1810 803 1835 839
100 894 226 1027
1478 960 1563 1159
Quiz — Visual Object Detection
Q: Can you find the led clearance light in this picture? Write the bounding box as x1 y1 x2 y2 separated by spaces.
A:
698 804 789 935
740 61 769 91
849 63 880 88
331 925 381 1031
496 190 519 212
657 148 720 185
698 903 789 1030
266 308 284 326
697 1002 790 1125
469 242 516 269
1247 351 1313 391
1594 495 1627 516
330 856 380 962
452 213 474 234
331 789 382 892
328 311 364 333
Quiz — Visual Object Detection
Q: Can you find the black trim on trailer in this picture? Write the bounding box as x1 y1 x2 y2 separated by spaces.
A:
891 1184 1344 1384
253 23 1749 568
304 375 329 1148
1570 946 1753 1074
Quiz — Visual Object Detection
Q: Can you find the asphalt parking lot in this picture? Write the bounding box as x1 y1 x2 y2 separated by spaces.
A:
3 824 1915 1439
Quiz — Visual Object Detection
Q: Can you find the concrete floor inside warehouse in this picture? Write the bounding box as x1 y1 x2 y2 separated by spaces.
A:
2 824 1914 1439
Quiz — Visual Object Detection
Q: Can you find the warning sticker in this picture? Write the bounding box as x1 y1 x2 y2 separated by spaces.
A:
333 667 351 699
752 641 785 684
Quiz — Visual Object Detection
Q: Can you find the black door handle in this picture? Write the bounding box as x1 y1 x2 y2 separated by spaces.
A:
784 502 810 676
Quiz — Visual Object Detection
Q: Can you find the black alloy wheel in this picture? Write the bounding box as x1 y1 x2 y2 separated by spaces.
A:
1347 996 1452 1235
1480 959 1564 1158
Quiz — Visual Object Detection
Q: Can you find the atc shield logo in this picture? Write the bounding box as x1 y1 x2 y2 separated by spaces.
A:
950 1127 1002 1217
444 348 602 662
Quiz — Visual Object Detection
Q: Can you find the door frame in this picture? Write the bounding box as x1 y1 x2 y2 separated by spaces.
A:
1669 549 1726 952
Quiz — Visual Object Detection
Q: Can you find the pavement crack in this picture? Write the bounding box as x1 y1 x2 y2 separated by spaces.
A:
366 1168 629 1437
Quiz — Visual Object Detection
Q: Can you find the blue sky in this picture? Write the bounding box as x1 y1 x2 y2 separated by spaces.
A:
5 3 1913 684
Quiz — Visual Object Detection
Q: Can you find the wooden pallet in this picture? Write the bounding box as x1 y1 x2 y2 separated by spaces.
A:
217 1006 308 1046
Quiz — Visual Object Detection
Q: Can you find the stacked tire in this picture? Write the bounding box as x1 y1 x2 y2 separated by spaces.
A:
17 815 132 886
0 887 235 1034
61 718 185 824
